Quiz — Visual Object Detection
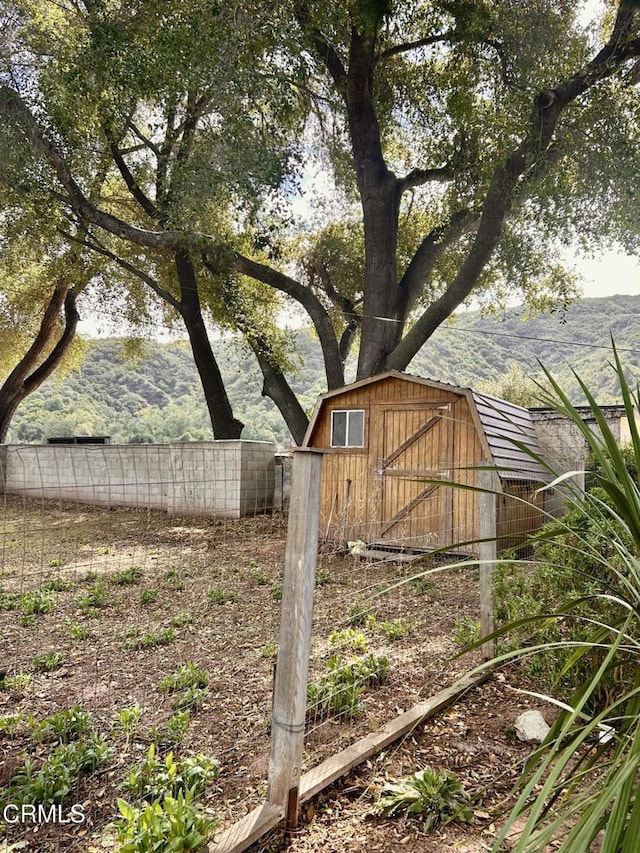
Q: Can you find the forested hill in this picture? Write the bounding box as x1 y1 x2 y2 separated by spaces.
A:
8 294 640 448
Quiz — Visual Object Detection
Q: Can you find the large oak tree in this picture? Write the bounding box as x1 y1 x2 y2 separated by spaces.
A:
2 0 640 442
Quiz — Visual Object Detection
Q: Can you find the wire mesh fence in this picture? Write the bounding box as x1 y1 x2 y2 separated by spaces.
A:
0 437 550 852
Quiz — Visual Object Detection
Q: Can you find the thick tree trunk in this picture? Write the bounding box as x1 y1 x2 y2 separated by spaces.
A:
252 341 309 445
0 287 80 443
175 250 244 439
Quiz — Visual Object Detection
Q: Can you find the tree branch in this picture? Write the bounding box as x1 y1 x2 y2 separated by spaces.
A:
24 288 80 394
377 30 455 61
108 137 160 220
397 166 454 194
293 0 348 90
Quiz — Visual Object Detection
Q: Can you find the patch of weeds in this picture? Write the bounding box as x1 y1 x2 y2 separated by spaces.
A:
251 569 271 585
125 628 176 651
67 621 92 640
271 583 283 602
346 599 370 627
10 733 113 805
48 558 61 568
30 707 93 744
76 578 109 612
32 651 66 673
0 672 31 694
115 789 215 852
169 612 193 628
112 705 143 740
140 588 159 605
372 766 472 830
316 569 331 586
0 591 17 610
19 614 37 627
150 711 191 747
83 570 99 583
42 577 73 592
410 574 436 594
98 546 112 555
452 617 481 648
0 713 26 738
307 653 390 719
122 744 220 801
112 566 144 586
329 627 368 653
164 567 184 591
370 616 414 641
158 662 208 693
20 588 57 615
260 642 278 658
207 588 237 606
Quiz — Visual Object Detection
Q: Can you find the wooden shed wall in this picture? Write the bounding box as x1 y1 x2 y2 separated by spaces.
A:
308 378 487 550
497 481 546 552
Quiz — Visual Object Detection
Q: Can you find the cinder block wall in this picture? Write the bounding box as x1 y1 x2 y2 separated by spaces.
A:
2 441 276 518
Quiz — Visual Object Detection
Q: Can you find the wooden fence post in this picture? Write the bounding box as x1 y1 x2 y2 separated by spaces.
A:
478 465 498 661
267 448 323 833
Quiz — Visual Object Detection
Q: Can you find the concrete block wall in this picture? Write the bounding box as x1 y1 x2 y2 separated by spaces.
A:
2 441 276 518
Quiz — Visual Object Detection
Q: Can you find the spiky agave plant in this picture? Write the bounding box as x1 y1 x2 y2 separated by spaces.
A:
494 345 640 853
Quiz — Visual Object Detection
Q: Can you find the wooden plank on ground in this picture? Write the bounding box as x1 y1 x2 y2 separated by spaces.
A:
205 671 489 853
206 802 283 853
299 671 488 802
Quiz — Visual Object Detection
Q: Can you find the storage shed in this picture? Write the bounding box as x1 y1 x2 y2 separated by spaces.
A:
302 372 549 554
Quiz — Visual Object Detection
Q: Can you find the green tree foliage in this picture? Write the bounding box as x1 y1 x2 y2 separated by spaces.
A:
1 1 640 442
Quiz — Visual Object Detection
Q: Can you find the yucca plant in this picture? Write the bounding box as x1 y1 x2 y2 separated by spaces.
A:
493 345 640 852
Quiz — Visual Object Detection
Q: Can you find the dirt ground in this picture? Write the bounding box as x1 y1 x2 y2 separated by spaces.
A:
0 496 545 852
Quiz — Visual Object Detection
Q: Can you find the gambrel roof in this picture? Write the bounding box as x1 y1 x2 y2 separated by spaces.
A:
304 371 549 483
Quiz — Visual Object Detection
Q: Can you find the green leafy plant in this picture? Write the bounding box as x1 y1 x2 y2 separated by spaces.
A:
315 569 331 586
112 705 143 740
76 578 109 612
270 583 283 601
375 617 413 641
207 588 237 606
346 599 370 626
373 766 472 830
112 566 144 586
20 587 57 615
67 621 91 640
0 591 17 610
114 789 215 853
42 577 72 591
122 744 219 802
164 566 184 591
260 642 278 658
452 617 481 649
488 348 640 852
329 627 368 653
31 707 93 744
48 558 61 568
0 713 25 738
32 651 66 672
170 612 193 628
150 711 191 747
140 588 159 605
307 654 390 719
0 672 31 694
173 686 209 712
158 662 208 693
125 628 176 651
409 574 436 594
251 569 271 585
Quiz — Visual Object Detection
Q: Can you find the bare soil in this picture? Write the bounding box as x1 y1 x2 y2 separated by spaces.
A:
0 496 544 852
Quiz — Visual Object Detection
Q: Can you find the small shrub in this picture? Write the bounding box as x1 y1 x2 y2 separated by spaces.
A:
67 621 91 640
207 588 237 606
112 566 144 586
251 570 271 585
20 588 57 615
260 642 278 658
373 766 472 829
158 662 208 693
122 744 219 801
32 651 66 673
19 614 37 627
0 713 25 738
140 589 159 605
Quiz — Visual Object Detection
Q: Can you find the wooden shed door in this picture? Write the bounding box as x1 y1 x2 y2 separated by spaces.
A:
377 405 453 547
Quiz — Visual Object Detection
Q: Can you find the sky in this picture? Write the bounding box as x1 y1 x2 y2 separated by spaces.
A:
576 251 640 298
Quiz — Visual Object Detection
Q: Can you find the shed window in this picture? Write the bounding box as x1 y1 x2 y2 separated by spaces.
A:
331 409 365 448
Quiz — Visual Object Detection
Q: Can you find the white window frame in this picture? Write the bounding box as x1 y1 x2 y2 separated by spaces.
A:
330 409 365 448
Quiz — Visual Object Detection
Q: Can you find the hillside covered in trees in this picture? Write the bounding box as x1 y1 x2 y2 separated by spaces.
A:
7 295 640 448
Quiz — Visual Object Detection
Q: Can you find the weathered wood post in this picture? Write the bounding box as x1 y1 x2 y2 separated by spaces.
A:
478 465 498 661
267 448 323 834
